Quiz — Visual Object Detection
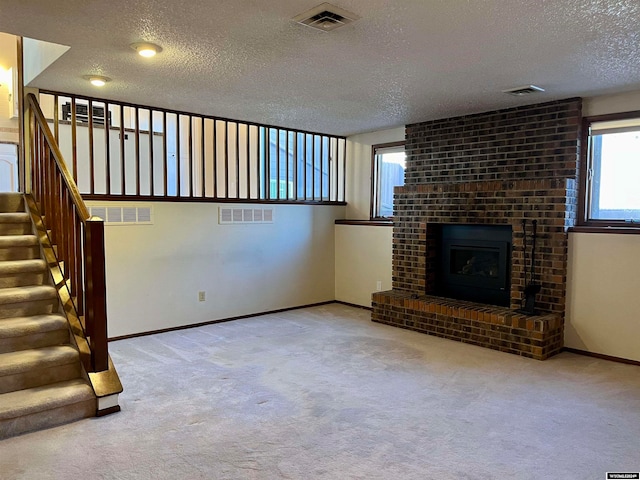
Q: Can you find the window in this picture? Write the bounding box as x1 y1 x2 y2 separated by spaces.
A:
263 128 336 201
582 113 640 225
371 142 405 219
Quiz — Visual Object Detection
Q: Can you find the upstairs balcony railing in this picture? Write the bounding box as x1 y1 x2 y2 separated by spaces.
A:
38 90 347 205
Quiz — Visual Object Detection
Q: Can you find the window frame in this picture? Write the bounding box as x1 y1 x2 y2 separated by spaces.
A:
579 111 640 229
370 141 406 220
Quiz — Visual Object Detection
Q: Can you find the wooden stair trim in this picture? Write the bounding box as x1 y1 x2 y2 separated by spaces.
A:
25 194 123 411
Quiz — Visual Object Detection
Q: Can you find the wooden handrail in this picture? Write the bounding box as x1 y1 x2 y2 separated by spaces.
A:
26 92 108 372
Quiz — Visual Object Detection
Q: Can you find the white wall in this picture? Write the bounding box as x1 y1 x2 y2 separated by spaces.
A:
55 122 164 195
101 201 344 337
23 37 69 86
0 33 18 143
335 224 392 306
565 233 640 362
583 90 640 117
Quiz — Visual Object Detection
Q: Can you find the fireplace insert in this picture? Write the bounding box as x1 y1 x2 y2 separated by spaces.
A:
437 224 512 306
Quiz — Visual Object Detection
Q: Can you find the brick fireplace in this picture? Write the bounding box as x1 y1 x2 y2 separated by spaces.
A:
372 98 582 360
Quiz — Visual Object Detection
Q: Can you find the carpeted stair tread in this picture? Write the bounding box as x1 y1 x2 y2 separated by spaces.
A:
0 235 37 247
0 212 30 224
0 259 47 288
0 314 68 338
0 378 94 420
0 345 79 378
0 259 47 275
0 235 40 261
0 314 70 354
0 213 31 235
0 193 24 213
0 285 57 305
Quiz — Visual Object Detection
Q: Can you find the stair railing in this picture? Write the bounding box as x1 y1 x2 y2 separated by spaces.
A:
26 93 108 372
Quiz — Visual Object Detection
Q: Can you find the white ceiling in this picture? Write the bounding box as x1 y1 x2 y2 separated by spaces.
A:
1 0 639 136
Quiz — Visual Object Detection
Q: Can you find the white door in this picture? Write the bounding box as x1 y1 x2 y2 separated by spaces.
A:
0 143 18 192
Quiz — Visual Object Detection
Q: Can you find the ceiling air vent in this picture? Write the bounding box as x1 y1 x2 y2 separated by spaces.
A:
293 2 360 32
502 85 545 96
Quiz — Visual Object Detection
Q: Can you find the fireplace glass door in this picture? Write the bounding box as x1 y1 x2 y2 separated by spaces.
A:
438 225 511 306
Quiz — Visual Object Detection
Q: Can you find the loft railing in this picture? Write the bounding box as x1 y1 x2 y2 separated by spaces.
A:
38 90 347 204
27 92 108 372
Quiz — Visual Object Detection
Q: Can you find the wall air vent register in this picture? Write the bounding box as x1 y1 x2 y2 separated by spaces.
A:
87 204 153 225
62 102 111 126
219 207 274 224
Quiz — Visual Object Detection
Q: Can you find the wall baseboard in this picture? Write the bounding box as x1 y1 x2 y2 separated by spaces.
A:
109 301 336 342
562 347 640 366
334 300 373 311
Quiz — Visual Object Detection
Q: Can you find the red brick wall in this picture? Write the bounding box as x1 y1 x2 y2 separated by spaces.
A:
393 98 582 316
405 98 582 185
392 179 578 314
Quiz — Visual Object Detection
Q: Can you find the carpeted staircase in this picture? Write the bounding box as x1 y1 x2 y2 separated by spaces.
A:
0 192 95 439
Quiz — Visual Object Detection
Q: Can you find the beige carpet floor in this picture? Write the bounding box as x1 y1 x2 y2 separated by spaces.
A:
1 303 639 479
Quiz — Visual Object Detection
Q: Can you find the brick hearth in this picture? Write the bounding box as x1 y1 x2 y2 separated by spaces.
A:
372 98 582 360
372 292 563 359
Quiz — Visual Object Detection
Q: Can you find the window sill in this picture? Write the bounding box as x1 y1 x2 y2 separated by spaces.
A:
569 225 640 235
335 219 393 226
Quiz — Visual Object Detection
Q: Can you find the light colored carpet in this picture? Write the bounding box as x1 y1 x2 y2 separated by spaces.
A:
1 303 639 479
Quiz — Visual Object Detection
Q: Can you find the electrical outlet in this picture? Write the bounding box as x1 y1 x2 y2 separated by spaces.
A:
198 291 206 302
376 281 382 291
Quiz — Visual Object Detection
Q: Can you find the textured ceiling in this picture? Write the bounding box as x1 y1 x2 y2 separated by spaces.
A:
1 0 640 136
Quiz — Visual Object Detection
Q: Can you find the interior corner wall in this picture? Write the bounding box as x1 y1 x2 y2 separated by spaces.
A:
335 224 392 307
563 90 640 362
333 127 404 307
101 201 344 338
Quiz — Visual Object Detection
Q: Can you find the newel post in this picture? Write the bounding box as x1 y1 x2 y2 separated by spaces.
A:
85 218 109 372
